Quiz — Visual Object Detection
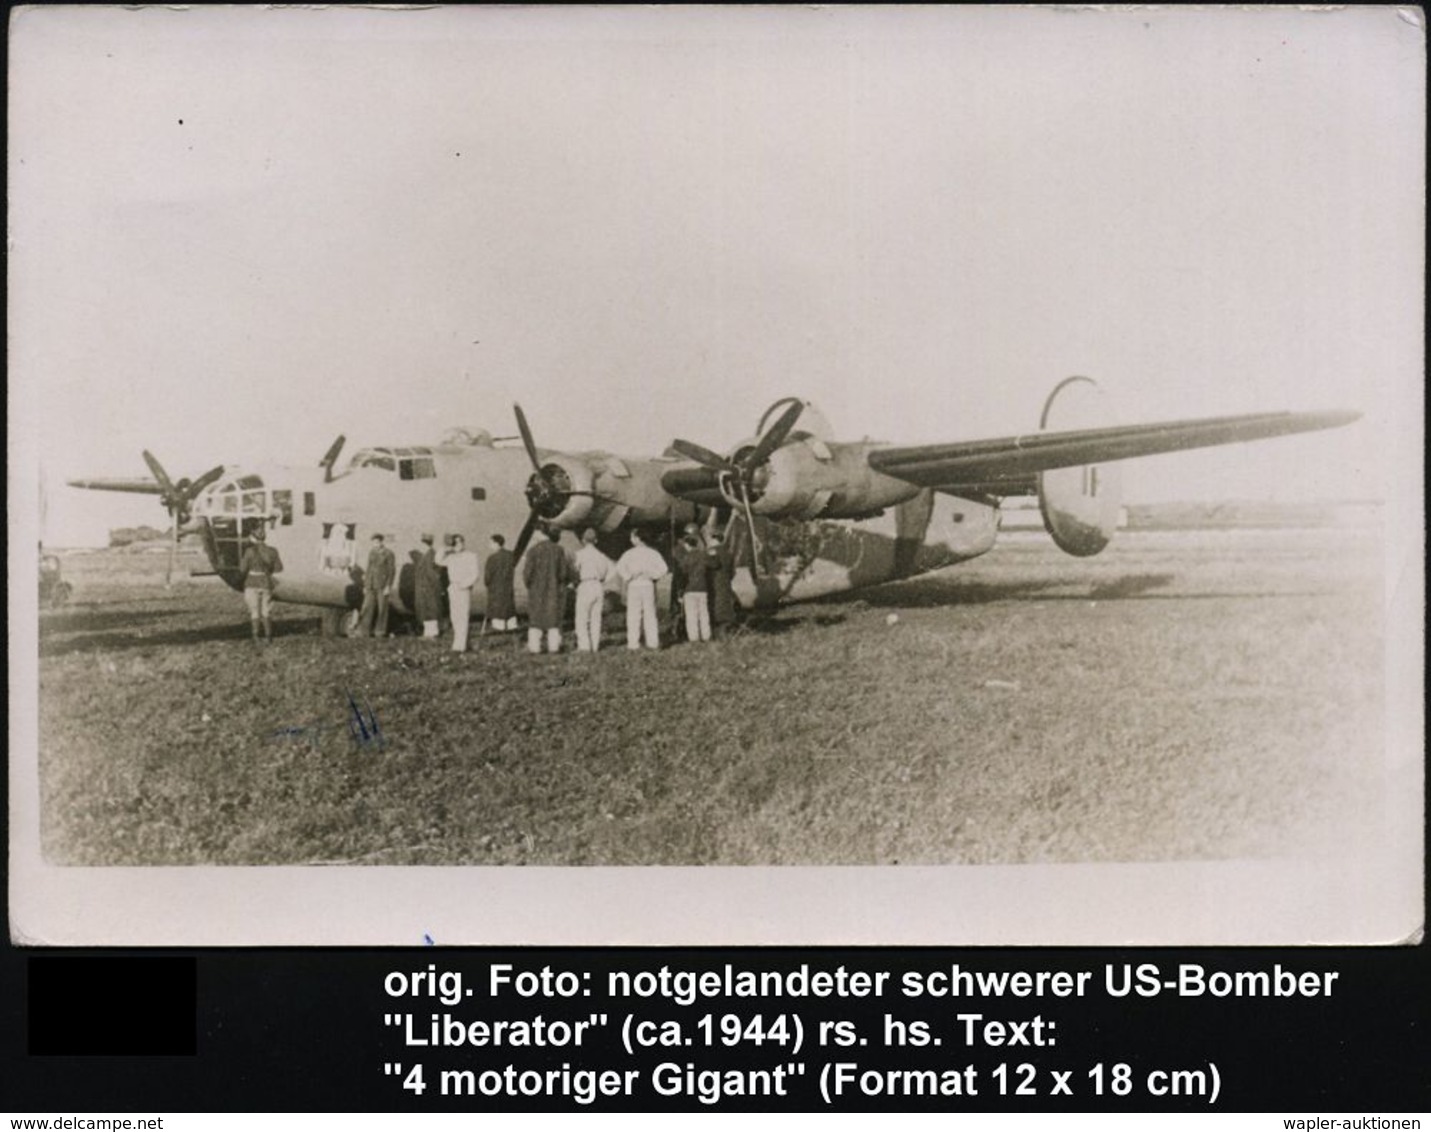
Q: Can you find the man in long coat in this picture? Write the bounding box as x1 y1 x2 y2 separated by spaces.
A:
483 534 517 632
521 526 570 653
413 534 443 638
707 530 738 639
674 526 711 643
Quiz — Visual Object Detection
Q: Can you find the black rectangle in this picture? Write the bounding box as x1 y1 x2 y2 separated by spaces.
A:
29 956 197 1056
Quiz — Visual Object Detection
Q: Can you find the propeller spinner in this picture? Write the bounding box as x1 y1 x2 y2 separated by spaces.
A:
141 450 224 586
510 404 610 559
142 450 224 526
669 399 805 575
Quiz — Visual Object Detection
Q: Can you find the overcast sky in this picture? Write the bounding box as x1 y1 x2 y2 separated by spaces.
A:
9 6 1423 546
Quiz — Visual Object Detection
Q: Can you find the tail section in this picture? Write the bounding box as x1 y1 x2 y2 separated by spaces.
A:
1036 377 1123 556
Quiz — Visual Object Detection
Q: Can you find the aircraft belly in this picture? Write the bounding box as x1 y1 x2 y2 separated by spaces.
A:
271 574 356 608
727 494 999 609
916 494 999 569
729 511 904 608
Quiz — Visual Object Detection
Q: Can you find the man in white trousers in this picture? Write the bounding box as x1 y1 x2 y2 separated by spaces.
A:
616 529 669 650
674 524 712 643
439 534 480 653
573 529 614 652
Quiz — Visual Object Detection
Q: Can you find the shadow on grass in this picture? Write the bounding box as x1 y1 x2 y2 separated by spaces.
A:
827 571 1330 608
1088 573 1176 600
37 607 187 633
1022 584 1336 603
828 575 1066 607
735 612 848 636
39 615 319 657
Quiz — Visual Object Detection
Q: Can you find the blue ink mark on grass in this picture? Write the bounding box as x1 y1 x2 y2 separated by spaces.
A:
346 689 385 750
269 720 328 750
269 693 385 752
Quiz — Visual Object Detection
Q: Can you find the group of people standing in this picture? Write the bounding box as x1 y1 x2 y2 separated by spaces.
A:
349 522 738 654
561 523 739 651
404 532 518 652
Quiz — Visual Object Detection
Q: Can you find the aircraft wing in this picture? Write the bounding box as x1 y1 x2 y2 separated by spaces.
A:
866 409 1360 495
65 477 165 495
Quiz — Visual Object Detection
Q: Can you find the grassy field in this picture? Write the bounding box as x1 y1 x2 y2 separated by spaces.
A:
35 527 1389 867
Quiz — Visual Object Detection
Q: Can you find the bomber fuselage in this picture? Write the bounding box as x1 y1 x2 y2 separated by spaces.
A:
184 435 999 616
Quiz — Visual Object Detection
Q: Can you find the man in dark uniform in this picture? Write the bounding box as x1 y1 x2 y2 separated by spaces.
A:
238 525 283 644
484 534 517 632
358 533 397 638
413 534 443 638
674 525 711 642
521 525 570 653
707 530 738 640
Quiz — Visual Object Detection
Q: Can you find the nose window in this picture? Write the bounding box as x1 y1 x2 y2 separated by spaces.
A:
197 478 273 578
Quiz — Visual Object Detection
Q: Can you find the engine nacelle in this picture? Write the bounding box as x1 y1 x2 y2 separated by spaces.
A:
589 455 698 528
750 438 922 519
1037 376 1123 556
529 455 596 530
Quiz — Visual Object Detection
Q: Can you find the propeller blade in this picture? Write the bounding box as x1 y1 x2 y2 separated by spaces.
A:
185 465 225 501
513 509 540 562
739 490 761 576
141 450 177 508
513 404 542 474
743 398 804 470
670 438 736 472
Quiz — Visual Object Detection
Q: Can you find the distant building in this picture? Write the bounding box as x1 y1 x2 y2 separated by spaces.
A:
108 525 167 548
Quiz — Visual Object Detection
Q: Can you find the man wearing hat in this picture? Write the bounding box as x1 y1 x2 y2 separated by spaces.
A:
358 532 397 638
707 529 738 639
572 529 614 652
413 534 443 638
237 524 283 644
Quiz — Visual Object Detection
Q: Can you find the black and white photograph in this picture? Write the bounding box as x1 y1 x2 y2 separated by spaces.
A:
9 6 1423 946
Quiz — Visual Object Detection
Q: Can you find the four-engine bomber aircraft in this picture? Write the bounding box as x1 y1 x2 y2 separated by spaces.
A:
69 378 1358 633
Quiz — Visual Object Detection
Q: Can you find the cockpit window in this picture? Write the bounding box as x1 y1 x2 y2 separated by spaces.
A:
352 448 396 472
399 456 436 480
351 447 436 479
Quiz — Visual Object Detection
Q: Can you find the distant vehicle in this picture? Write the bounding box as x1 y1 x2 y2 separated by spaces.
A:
69 381 1357 634
38 552 71 608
